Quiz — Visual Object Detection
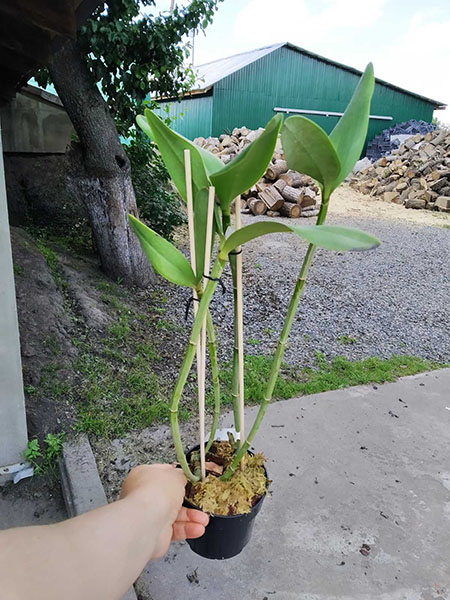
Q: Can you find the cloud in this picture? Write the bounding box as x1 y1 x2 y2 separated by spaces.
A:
374 11 450 122
234 0 386 47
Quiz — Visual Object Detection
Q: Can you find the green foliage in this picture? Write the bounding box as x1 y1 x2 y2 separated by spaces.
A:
128 215 196 287
281 117 340 195
13 264 24 276
221 222 380 256
281 63 375 198
329 63 375 187
125 134 185 240
36 0 223 135
24 433 65 475
138 109 213 278
37 240 68 291
339 335 357 345
211 354 444 406
210 114 283 215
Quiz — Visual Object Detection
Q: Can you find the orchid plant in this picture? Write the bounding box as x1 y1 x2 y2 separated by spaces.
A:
129 63 377 485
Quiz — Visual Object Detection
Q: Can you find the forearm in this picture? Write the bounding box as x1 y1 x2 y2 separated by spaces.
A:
0 495 164 600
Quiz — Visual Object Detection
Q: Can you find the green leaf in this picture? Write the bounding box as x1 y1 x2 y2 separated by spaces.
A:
288 224 380 252
281 116 340 196
211 114 283 214
141 109 210 203
139 110 212 281
136 114 153 139
220 221 292 257
329 63 375 187
196 145 225 176
220 222 380 257
128 215 196 287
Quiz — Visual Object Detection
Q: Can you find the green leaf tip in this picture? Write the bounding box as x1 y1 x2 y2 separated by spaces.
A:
128 214 196 288
211 114 284 214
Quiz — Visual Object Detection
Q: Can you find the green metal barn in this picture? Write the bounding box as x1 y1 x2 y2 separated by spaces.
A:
157 42 445 145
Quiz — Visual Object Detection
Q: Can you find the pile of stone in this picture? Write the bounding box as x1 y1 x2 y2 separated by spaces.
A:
366 119 436 162
350 128 450 212
194 127 321 218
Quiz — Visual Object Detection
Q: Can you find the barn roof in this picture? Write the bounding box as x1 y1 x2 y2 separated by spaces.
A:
194 42 446 110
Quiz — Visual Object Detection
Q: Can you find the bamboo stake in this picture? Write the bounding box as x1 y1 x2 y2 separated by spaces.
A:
197 187 215 478
184 149 206 480
234 198 245 448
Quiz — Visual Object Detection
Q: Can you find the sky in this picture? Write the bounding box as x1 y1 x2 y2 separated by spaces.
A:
155 0 450 123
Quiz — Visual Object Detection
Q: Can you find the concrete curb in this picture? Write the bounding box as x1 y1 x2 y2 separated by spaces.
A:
59 433 137 600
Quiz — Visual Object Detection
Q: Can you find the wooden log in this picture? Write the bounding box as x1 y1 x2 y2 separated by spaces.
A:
258 185 284 211
265 160 288 181
266 210 280 217
279 202 301 218
279 170 303 187
281 185 302 203
242 186 258 200
300 195 316 208
231 197 247 214
301 208 320 218
273 179 286 193
248 197 267 215
255 181 269 193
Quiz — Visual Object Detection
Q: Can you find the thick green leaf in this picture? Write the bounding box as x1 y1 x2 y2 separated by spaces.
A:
128 215 196 287
136 114 153 140
140 110 213 281
281 116 341 196
220 221 380 257
196 145 225 176
211 114 283 213
330 63 375 187
141 109 210 203
220 221 292 257
289 224 380 251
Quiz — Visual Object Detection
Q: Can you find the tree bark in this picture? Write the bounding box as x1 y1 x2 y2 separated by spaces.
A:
47 38 154 287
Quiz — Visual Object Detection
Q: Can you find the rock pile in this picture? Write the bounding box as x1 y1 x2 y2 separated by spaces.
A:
350 128 450 212
194 127 321 218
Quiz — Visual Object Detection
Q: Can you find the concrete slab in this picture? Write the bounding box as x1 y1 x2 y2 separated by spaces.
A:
0 477 66 530
139 368 450 600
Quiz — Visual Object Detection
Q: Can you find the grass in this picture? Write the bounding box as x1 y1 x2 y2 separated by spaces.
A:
338 335 357 345
70 286 187 438
208 352 446 407
37 240 68 291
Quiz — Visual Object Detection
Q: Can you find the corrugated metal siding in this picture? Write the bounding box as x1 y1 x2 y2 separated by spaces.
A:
212 46 435 146
155 95 213 139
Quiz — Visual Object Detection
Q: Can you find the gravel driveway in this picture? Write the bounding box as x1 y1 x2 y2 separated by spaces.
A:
175 186 450 366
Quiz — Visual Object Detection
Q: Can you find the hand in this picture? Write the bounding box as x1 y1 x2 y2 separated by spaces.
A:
120 464 209 559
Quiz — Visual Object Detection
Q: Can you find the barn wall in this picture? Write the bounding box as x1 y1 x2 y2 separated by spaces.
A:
155 95 213 140
211 46 435 146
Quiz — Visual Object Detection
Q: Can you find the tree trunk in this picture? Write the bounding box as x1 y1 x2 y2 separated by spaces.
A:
47 38 154 288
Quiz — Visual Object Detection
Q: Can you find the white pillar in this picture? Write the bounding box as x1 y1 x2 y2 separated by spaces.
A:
0 117 29 484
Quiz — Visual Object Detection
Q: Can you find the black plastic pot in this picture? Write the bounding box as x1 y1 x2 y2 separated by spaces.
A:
183 445 267 560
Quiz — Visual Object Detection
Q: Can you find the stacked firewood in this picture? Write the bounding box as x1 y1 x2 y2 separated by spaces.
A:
239 161 320 218
194 128 321 218
350 128 450 212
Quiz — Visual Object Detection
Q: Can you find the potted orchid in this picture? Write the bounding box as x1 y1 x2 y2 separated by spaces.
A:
129 64 378 559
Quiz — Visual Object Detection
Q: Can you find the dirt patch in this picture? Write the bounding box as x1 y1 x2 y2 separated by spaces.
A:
11 227 77 437
330 185 450 226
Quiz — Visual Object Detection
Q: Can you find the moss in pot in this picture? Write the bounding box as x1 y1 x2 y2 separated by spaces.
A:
129 63 378 560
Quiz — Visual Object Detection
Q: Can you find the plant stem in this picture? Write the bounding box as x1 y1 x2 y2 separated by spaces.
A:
221 193 331 481
205 310 220 453
229 254 241 432
170 257 227 482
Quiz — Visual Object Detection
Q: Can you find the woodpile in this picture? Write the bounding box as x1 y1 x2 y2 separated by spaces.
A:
194 127 321 218
350 128 450 212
